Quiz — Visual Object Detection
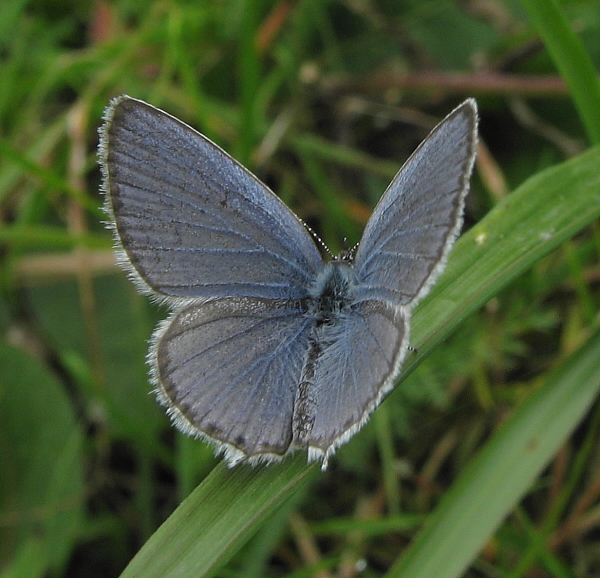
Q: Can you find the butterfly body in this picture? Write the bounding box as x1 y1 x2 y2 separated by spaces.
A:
99 96 477 469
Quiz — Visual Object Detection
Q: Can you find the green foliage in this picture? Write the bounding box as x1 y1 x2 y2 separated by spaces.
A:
1 1 599 576
0 345 84 577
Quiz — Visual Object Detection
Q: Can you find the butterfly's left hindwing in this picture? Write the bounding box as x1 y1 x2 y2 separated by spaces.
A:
152 297 313 464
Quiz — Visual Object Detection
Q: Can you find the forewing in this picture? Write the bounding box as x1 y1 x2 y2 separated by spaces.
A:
298 300 408 462
152 297 313 464
353 99 478 307
99 96 323 300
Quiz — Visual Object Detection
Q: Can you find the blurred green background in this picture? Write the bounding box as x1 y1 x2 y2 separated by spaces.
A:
1 0 600 576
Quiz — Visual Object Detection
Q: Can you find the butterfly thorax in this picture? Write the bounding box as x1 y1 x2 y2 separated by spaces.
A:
309 261 356 326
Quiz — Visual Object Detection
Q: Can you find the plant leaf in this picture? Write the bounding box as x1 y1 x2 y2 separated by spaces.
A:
0 344 85 575
120 146 600 576
388 327 600 578
120 456 316 577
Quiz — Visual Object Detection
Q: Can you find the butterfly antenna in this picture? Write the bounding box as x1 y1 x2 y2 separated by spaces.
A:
349 240 359 255
334 238 360 262
300 218 334 259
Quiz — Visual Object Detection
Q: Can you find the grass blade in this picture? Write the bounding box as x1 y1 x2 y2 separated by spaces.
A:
388 327 600 578
519 0 600 145
120 146 600 576
120 456 316 577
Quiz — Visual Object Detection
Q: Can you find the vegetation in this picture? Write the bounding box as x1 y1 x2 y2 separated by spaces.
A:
1 1 599 576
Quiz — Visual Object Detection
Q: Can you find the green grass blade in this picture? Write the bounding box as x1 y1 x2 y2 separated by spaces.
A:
235 0 262 166
408 144 600 366
119 146 600 577
0 226 110 250
119 456 317 577
388 327 600 578
520 0 600 145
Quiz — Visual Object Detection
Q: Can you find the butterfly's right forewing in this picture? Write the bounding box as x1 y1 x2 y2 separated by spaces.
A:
353 100 478 307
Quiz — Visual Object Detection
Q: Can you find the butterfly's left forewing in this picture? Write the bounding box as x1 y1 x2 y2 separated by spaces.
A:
100 96 323 302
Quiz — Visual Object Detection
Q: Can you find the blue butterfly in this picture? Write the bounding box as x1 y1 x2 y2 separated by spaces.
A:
100 96 477 469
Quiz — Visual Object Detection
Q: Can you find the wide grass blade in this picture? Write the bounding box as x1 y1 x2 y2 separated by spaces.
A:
120 146 600 576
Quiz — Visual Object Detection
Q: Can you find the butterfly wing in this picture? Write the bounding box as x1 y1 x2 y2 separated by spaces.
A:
152 296 314 464
299 101 478 465
353 99 478 307
100 96 323 301
294 300 408 465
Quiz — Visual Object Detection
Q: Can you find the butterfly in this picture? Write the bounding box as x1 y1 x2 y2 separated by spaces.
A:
99 96 477 470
